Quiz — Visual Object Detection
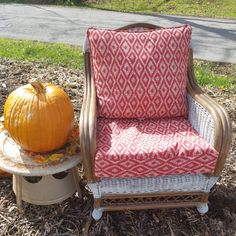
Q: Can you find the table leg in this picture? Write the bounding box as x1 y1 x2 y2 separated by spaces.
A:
70 167 81 198
14 175 23 209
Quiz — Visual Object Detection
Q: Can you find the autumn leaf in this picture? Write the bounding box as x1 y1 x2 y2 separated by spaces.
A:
34 155 48 163
66 144 78 156
48 153 64 161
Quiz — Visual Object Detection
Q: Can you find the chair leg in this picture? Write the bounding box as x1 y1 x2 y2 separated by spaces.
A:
196 202 209 214
92 208 104 221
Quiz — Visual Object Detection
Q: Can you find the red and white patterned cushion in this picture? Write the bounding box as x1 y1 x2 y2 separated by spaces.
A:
95 117 218 178
88 25 192 119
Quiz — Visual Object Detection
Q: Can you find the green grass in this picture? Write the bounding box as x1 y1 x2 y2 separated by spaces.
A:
0 38 83 69
1 0 236 19
83 0 236 19
0 38 235 90
194 61 236 90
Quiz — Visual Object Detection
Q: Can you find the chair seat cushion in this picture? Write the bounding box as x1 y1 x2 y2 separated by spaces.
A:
95 117 218 178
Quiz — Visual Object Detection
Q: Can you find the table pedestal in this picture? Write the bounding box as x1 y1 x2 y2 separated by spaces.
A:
13 167 81 207
0 130 81 208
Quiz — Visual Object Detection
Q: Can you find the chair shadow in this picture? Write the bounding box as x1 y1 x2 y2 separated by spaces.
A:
209 181 236 211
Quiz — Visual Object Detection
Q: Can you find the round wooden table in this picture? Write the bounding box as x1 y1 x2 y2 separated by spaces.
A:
0 130 81 208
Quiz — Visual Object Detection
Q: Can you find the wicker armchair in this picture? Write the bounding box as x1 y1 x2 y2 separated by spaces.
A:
80 23 232 220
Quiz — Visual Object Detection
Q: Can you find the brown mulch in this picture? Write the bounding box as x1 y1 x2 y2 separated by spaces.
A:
0 59 235 236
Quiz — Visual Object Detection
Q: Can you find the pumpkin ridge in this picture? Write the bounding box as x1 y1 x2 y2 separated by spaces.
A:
38 94 46 151
26 94 36 151
5 92 22 139
46 94 57 150
15 94 29 148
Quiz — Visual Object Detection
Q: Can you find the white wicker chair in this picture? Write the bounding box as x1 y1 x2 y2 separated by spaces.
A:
80 23 232 220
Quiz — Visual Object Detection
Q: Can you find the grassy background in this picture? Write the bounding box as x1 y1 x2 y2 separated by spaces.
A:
0 37 235 90
0 38 83 69
1 0 236 18
84 0 236 18
194 61 236 90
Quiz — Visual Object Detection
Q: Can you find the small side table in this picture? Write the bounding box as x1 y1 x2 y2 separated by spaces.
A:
0 131 81 208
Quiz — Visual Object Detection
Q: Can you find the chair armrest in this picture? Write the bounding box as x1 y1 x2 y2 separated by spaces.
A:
80 51 98 182
187 49 232 176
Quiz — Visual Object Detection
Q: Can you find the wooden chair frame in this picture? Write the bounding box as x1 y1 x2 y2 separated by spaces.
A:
80 23 232 220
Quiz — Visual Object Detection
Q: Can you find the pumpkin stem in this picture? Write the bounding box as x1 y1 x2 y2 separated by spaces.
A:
30 80 45 94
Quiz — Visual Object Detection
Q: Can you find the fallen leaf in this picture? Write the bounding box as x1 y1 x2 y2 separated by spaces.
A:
34 155 48 163
48 153 64 161
66 144 78 156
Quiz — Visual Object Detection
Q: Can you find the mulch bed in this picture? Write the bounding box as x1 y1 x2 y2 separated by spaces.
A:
0 59 235 236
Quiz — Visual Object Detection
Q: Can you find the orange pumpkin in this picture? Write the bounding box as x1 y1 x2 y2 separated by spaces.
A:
3 81 74 152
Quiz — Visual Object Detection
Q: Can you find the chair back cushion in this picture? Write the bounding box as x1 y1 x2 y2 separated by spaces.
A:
87 25 192 118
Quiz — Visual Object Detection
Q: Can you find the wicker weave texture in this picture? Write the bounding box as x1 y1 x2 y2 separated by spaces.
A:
88 174 218 198
101 194 202 207
187 94 215 146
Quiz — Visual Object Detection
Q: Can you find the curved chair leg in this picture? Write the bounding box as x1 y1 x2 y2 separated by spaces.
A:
197 202 209 214
92 208 104 221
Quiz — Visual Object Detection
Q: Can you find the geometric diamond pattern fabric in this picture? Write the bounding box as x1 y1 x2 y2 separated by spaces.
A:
87 25 192 119
95 117 218 178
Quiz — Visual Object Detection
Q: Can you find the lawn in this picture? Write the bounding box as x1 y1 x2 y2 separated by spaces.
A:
0 37 235 91
0 38 83 69
2 0 235 19
84 0 236 19
194 60 236 90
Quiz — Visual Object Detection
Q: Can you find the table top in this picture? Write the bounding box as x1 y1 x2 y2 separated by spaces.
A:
0 131 80 176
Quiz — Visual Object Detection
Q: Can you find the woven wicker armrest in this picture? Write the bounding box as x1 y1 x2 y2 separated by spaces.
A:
187 94 215 146
187 49 232 176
